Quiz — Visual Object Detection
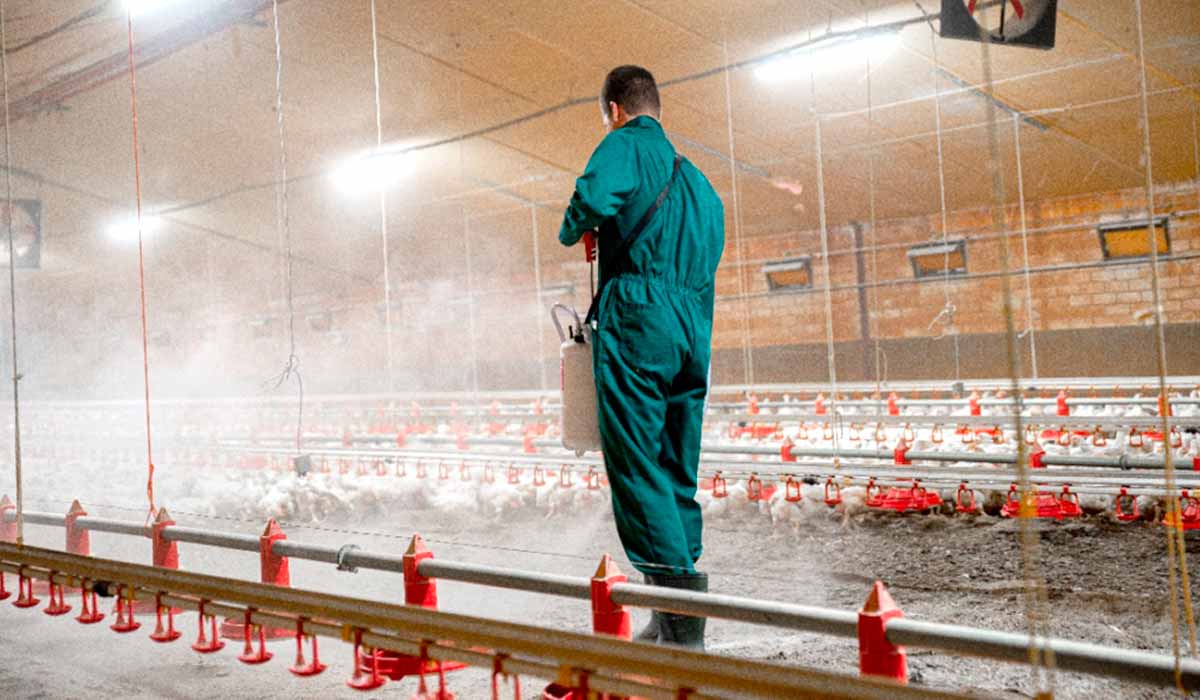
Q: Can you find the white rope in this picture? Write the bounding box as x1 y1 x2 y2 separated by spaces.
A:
1011 115 1039 379
368 0 395 392
924 17 962 381
864 7 886 397
810 49 841 456
721 38 754 386
959 9 1057 693
529 205 548 390
1132 0 1198 675
0 0 21 546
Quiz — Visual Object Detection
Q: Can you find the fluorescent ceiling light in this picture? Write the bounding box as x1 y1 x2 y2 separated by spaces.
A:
107 215 161 243
332 150 413 196
755 32 901 83
124 0 190 18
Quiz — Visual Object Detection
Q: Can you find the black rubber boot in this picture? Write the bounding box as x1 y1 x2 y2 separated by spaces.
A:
646 572 708 650
633 576 662 642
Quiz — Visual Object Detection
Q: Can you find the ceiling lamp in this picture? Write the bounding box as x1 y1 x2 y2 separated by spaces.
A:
107 215 162 244
755 32 901 83
124 0 190 18
332 150 412 196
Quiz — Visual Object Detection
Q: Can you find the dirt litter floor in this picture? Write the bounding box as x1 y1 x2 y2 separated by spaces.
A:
1 501 1197 699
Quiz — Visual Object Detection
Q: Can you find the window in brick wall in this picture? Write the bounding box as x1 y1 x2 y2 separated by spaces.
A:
763 256 812 292
908 238 967 279
1098 217 1169 260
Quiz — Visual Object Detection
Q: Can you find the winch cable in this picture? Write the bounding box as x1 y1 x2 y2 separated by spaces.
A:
967 13 1059 697
721 35 754 387
124 8 157 526
808 29 842 460
0 0 22 545
864 5 888 402
1133 0 1199 681
368 0 396 394
1011 115 1039 380
263 0 304 456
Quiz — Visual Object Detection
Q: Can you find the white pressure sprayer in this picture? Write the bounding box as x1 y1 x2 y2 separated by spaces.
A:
552 303 601 456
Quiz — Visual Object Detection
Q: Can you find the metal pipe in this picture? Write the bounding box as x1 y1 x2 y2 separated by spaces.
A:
419 558 592 600
159 526 260 553
885 617 1200 689
72 516 146 538
611 583 859 638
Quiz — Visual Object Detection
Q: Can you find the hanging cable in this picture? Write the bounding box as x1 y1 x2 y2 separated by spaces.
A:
263 0 303 455
810 47 841 456
529 204 549 390
368 0 395 393
1133 0 1199 679
916 3 962 382
124 9 156 525
972 20 1058 698
0 0 21 546
721 38 754 387
864 6 887 401
1011 115 1039 379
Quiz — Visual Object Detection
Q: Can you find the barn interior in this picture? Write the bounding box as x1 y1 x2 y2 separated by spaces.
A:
0 1 1198 698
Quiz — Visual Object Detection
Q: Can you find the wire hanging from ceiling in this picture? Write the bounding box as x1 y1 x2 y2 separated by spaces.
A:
721 38 754 387
920 6 962 383
263 0 303 455
529 204 549 391
1011 115 1039 379
368 0 395 394
809 31 841 456
0 0 22 545
123 6 157 525
863 5 888 398
1132 0 1199 681
968 14 1059 698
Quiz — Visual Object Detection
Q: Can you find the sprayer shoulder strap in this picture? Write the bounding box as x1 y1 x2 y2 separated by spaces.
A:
585 153 683 325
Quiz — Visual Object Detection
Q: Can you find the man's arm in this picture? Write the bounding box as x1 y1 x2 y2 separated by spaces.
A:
559 132 638 246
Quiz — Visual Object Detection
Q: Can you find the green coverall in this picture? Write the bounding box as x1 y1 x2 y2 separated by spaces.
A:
559 116 725 576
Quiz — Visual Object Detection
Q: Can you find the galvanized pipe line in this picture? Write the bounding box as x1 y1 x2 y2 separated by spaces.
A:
0 544 946 700
0 560 720 700
2 544 1197 692
218 440 1189 478
706 411 1198 430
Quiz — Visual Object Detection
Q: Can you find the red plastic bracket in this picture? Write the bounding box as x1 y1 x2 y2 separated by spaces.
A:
893 443 911 465
887 393 899 417
590 554 631 639
1056 390 1069 416
858 581 907 683
780 437 796 463
404 535 438 609
65 500 90 556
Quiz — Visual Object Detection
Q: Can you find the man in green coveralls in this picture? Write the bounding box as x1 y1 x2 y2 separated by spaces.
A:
558 65 724 649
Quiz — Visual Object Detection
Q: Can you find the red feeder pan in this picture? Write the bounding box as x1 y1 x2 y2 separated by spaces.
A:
866 483 943 513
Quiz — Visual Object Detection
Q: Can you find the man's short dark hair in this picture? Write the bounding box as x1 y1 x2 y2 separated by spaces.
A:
601 65 661 119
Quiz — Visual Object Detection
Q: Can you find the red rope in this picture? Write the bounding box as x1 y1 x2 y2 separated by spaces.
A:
126 14 155 525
